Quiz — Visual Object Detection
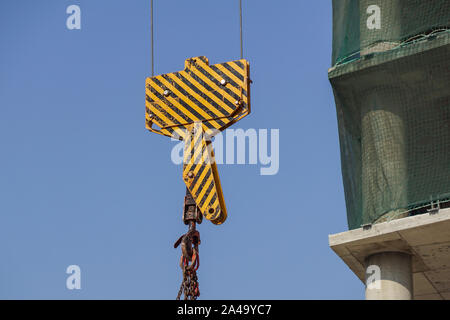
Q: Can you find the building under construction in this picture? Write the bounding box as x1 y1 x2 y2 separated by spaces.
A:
328 0 450 300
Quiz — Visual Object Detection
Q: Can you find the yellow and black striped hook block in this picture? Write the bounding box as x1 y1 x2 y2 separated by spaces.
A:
145 56 251 225
145 56 251 139
182 122 227 225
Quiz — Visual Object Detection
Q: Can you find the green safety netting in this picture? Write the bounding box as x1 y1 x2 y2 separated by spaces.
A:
332 0 450 66
329 0 450 230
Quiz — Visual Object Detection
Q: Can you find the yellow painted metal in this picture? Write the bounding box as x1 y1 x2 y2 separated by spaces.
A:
145 56 251 139
182 122 227 225
145 56 251 225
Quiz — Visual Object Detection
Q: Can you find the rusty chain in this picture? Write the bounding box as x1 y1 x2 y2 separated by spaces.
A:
176 264 200 300
175 239 200 300
174 189 202 300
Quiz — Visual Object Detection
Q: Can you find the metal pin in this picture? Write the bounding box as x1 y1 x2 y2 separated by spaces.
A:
220 79 227 86
163 90 171 97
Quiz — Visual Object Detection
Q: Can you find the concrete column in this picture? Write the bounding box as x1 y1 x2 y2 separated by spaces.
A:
365 252 413 300
360 89 408 223
359 0 407 224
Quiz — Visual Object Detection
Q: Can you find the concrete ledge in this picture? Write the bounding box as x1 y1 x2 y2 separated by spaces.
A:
328 32 449 78
329 208 450 300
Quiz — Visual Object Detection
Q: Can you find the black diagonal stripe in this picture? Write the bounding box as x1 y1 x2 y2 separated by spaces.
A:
145 96 152 106
193 64 241 102
184 133 204 167
148 97 182 125
161 74 226 128
192 143 209 174
222 63 244 82
147 81 190 125
167 127 175 136
144 101 175 137
176 72 231 118
208 64 241 90
223 63 248 97
184 70 237 113
152 77 216 131
230 61 249 98
198 179 215 208
195 169 211 198
198 56 208 64
190 163 207 189
233 60 244 70
209 63 248 98
208 194 218 208
152 77 204 121
145 96 169 126
145 91 155 103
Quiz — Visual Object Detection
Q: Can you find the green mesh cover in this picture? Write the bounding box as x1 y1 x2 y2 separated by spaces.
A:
332 0 450 66
330 1 450 230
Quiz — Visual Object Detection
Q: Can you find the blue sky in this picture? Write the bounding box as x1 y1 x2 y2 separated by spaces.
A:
0 0 363 299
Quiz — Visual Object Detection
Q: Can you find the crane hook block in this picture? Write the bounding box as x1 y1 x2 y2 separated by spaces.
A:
145 56 251 139
145 56 252 225
183 122 227 225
